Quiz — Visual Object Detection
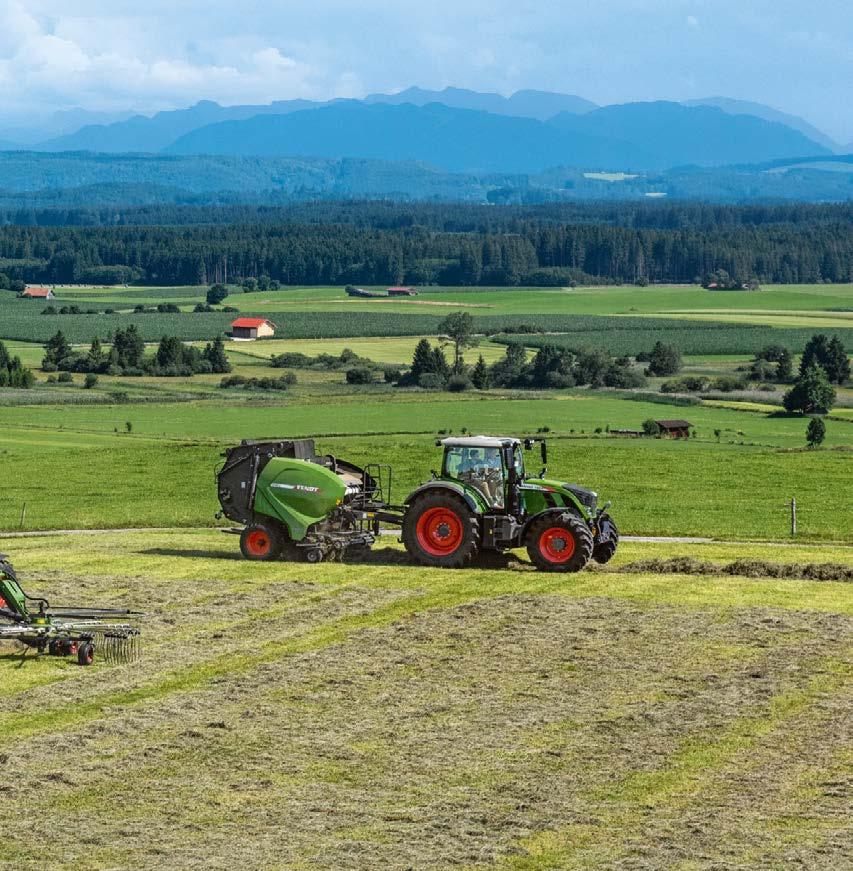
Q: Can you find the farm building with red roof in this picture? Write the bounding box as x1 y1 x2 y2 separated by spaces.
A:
21 286 54 299
387 286 418 296
231 317 277 340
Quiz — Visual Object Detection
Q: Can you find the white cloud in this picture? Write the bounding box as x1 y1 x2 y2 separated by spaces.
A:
0 0 325 116
0 0 850 141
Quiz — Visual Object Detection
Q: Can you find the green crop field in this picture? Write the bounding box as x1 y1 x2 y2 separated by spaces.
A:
0 530 850 868
3 284 852 353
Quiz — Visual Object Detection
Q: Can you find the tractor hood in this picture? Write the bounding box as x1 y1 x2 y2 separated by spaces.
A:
530 478 598 514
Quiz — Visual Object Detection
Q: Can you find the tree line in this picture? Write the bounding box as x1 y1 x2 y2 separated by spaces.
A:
1 201 849 231
42 327 232 378
0 204 850 286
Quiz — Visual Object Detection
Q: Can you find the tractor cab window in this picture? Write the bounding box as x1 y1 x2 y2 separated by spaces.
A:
444 446 505 508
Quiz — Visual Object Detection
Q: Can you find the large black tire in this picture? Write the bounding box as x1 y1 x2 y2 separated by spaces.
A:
526 512 593 573
592 514 619 564
240 521 284 562
402 491 480 568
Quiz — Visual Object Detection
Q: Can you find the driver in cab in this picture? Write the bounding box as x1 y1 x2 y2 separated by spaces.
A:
459 447 503 506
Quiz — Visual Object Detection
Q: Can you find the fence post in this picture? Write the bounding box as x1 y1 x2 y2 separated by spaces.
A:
19 502 26 530
791 497 796 537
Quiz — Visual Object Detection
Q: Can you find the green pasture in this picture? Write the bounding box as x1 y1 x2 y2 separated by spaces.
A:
3 392 850 447
0 415 849 539
206 283 853 319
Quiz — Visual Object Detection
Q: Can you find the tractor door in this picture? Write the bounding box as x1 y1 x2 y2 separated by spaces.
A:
443 446 506 508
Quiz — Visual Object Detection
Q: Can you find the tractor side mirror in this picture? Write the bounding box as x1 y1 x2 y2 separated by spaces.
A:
523 438 534 450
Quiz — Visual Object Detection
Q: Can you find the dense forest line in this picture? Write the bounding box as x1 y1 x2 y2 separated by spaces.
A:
0 204 850 286
1 200 850 231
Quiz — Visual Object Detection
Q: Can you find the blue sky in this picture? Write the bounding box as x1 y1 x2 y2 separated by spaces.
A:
2 0 851 142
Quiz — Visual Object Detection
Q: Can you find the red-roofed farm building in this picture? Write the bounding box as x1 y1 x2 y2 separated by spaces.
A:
21 286 54 299
231 317 276 340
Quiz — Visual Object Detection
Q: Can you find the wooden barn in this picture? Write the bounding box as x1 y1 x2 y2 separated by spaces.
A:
655 419 693 438
231 317 276 340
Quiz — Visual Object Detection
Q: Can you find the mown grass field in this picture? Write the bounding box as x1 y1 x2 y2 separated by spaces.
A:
0 530 850 869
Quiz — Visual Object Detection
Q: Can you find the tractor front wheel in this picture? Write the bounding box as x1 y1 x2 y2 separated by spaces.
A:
240 521 284 561
592 514 619 564
526 512 593 573
403 492 480 568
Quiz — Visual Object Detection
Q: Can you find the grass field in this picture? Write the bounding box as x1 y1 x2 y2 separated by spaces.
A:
0 530 850 869
0 416 850 540
2 391 851 446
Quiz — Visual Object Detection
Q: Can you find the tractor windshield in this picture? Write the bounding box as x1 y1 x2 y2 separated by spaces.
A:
444 446 505 508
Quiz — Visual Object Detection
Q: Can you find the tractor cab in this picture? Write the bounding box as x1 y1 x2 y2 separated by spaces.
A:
439 436 531 510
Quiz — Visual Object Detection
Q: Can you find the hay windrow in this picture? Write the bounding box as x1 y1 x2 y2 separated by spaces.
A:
619 555 853 582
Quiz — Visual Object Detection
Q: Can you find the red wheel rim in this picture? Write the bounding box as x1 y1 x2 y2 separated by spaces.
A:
84 646 94 664
416 507 464 557
539 527 576 563
246 530 270 557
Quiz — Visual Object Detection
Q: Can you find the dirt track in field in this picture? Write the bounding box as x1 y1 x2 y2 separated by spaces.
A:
1 592 850 869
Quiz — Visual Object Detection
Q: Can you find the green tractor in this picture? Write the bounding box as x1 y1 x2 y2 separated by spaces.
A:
216 436 617 572
401 436 617 572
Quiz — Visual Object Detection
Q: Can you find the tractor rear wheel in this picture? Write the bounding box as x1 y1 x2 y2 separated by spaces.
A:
403 492 480 568
240 521 284 561
526 512 593 573
592 514 619 564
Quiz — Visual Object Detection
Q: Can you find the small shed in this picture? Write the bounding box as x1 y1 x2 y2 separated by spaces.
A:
21 286 54 300
387 286 418 297
655 419 692 438
231 317 276 340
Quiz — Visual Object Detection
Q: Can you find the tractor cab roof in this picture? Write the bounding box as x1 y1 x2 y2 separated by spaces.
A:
440 436 520 449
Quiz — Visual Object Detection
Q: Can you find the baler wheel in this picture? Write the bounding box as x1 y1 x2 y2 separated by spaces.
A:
240 522 284 561
526 512 593 573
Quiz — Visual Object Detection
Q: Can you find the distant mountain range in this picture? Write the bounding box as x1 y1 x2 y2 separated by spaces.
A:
19 88 844 164
683 97 839 152
364 86 598 119
165 100 829 173
0 87 848 204
0 108 135 147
